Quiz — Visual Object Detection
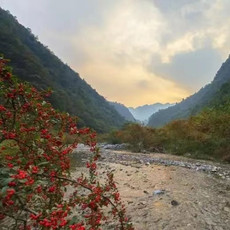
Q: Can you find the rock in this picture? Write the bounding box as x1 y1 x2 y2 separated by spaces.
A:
140 201 147 205
153 190 165 195
146 162 150 166
143 190 149 194
171 200 179 206
211 166 218 172
103 143 129 150
224 207 230 212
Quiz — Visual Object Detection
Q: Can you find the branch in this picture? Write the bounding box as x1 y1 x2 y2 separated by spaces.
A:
37 173 125 230
15 194 38 215
0 211 26 224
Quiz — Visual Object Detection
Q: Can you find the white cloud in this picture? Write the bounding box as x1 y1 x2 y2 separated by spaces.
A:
1 0 230 106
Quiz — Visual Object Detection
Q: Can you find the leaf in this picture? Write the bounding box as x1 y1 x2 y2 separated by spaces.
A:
0 178 13 186
69 215 79 225
38 162 49 166
1 186 9 195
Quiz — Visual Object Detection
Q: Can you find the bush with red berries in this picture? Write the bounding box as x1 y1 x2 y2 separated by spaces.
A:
0 58 133 230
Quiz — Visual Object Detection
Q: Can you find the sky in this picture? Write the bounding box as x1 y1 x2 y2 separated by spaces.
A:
1 0 230 107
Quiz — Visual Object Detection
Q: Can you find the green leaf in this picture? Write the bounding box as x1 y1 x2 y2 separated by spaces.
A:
1 186 9 195
69 215 79 225
0 178 14 186
38 162 49 166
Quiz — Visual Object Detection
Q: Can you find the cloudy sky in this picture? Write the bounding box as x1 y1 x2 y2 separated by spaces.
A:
1 0 230 107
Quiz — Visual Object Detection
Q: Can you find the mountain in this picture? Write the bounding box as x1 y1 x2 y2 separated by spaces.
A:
148 55 230 127
0 8 126 133
129 103 173 123
109 102 136 122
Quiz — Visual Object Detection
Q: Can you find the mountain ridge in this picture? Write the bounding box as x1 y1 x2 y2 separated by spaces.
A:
0 8 126 132
109 102 136 122
148 55 230 127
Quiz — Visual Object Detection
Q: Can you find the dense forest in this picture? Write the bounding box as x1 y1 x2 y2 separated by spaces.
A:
148 55 230 127
0 8 126 133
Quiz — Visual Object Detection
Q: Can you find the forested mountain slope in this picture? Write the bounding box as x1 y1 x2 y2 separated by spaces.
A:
148 55 230 127
109 102 136 122
0 8 125 132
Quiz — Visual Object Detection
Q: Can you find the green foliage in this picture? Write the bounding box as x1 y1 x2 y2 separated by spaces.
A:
0 8 125 133
111 100 230 161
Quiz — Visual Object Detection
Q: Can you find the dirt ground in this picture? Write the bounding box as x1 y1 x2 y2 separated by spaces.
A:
99 162 230 230
1 149 229 230
72 149 230 230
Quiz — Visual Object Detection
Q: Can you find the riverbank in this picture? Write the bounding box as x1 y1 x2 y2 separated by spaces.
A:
72 146 230 229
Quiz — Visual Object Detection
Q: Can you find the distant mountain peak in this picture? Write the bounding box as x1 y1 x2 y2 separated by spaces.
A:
129 103 174 124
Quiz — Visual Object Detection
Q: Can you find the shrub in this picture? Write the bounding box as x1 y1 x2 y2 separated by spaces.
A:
0 58 133 230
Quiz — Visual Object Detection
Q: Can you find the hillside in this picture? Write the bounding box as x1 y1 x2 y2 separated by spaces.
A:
129 103 173 123
0 8 125 133
109 102 136 122
148 55 230 127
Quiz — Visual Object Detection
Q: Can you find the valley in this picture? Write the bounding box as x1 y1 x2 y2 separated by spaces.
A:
1 3 230 229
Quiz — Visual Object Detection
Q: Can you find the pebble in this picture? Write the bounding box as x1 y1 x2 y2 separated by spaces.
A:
171 200 179 206
73 145 230 179
96 148 230 180
153 190 165 195
139 201 147 205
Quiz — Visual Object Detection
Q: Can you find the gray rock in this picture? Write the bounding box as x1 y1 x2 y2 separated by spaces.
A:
139 159 144 164
153 190 165 195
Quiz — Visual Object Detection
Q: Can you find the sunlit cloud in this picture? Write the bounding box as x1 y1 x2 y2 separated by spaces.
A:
1 0 230 106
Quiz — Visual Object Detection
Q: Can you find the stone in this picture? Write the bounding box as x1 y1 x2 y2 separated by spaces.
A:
171 200 179 206
153 190 165 195
211 166 218 172
139 201 147 205
139 159 144 164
